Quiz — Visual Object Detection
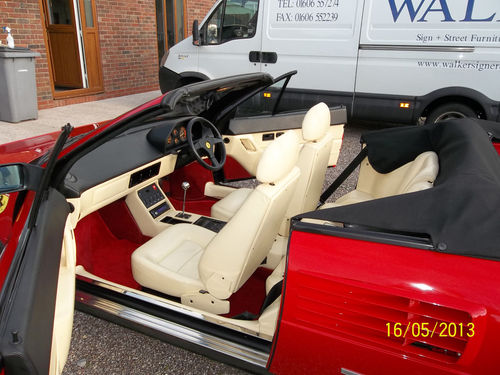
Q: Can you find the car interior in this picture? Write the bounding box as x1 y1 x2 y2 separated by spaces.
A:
48 74 345 363
48 74 451 372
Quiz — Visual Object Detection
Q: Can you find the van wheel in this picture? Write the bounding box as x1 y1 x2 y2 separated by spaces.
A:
426 102 477 123
181 77 203 86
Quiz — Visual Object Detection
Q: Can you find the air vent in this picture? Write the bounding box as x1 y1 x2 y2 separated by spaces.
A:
293 275 472 364
129 162 161 188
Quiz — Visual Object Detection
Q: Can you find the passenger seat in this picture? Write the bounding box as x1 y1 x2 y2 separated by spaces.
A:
212 102 335 235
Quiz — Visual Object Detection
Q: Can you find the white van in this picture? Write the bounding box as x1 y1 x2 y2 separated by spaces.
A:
159 0 500 124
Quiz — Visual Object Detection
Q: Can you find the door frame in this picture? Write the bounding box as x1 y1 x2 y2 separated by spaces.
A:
156 0 188 60
39 0 104 100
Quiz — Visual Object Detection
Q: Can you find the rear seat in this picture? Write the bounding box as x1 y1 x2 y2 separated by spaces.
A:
262 153 439 301
322 151 439 208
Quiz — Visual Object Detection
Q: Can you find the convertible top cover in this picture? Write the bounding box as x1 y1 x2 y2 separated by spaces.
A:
298 118 500 260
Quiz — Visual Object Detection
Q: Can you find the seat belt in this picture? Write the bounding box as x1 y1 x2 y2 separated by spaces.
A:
259 280 283 314
232 280 284 320
318 147 368 207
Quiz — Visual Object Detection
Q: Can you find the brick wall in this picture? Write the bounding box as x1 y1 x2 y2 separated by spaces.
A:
0 1 53 107
186 0 216 35
96 0 159 100
0 0 214 110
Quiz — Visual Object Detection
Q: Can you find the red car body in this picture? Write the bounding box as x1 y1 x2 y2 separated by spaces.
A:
0 73 499 375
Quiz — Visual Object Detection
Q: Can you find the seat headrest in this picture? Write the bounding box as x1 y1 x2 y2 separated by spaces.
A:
257 131 300 184
302 102 331 142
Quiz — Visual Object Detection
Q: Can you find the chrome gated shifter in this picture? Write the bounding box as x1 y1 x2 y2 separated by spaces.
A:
176 181 191 219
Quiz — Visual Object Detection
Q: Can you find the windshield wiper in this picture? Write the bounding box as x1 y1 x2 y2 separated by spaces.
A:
33 124 93 166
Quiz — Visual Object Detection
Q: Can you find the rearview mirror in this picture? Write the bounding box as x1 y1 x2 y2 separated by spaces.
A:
192 20 200 46
0 163 43 193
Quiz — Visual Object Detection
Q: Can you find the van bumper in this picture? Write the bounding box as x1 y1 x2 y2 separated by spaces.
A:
159 67 182 94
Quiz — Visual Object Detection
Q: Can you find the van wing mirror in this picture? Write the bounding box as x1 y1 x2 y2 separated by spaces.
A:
192 20 200 46
0 163 43 193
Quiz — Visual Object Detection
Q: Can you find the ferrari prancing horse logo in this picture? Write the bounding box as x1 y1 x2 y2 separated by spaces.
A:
205 141 211 149
0 194 9 214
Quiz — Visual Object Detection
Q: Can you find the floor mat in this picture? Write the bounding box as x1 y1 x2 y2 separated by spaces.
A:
75 211 142 289
225 267 273 318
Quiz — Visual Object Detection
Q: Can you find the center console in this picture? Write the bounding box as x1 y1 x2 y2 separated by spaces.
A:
137 183 171 218
126 181 226 237
161 215 226 232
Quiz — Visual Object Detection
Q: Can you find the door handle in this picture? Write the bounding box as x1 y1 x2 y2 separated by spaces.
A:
249 51 260 63
262 52 277 64
248 51 278 64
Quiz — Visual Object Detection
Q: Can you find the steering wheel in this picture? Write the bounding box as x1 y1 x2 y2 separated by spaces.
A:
187 117 226 171
232 25 248 37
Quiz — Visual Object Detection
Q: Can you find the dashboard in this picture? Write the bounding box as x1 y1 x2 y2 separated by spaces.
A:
63 117 196 198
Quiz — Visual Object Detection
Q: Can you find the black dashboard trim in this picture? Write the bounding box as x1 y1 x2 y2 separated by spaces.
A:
62 118 194 198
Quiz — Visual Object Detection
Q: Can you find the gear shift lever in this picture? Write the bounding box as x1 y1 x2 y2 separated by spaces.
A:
176 181 191 219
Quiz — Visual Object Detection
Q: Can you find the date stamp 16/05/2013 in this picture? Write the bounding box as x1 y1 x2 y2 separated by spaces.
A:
386 322 475 339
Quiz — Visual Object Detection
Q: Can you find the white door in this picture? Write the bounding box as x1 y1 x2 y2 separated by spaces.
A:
197 0 263 78
260 0 364 105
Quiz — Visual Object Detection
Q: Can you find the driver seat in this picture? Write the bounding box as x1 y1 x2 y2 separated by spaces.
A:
131 131 300 314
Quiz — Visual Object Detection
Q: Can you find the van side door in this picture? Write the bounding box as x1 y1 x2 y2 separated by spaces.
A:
260 0 364 112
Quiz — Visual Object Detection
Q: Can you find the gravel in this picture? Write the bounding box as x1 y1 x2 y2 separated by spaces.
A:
62 122 382 375
63 311 247 375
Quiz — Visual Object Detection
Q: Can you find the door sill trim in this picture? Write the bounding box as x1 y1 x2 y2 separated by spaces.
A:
76 289 270 369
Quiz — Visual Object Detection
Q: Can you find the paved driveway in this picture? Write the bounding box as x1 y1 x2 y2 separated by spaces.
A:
0 91 161 144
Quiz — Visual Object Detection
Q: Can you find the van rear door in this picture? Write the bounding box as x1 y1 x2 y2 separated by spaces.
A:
260 0 364 111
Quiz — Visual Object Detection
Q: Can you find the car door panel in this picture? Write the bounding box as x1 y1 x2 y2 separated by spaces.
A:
227 106 347 135
227 112 306 134
223 130 299 177
225 108 346 176
49 220 77 375
0 188 70 375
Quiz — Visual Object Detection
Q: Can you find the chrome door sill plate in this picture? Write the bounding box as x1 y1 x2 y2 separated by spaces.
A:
76 289 270 368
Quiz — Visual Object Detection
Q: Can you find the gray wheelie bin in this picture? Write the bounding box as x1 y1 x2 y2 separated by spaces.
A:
0 47 41 123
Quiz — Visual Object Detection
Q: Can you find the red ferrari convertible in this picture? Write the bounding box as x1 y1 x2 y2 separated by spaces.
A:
0 72 499 375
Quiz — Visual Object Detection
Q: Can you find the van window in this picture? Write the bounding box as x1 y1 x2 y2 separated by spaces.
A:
202 0 259 45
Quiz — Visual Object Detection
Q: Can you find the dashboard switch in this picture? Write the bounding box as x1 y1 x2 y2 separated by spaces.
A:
138 183 166 208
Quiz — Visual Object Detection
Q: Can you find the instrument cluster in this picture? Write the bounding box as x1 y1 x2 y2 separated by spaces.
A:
166 125 187 146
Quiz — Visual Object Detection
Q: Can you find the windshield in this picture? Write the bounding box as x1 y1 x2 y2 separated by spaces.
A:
160 72 273 114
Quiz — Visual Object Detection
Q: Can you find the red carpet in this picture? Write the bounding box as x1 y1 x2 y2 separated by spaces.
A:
75 200 148 289
75 200 272 317
225 267 272 318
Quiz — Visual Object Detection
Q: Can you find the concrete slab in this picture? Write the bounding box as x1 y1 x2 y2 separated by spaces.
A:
0 90 162 145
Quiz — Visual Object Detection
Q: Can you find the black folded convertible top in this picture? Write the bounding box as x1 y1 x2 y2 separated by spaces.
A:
298 118 500 260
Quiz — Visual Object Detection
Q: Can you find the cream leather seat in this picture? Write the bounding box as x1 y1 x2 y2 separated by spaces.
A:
211 102 334 235
131 131 300 314
322 151 439 208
